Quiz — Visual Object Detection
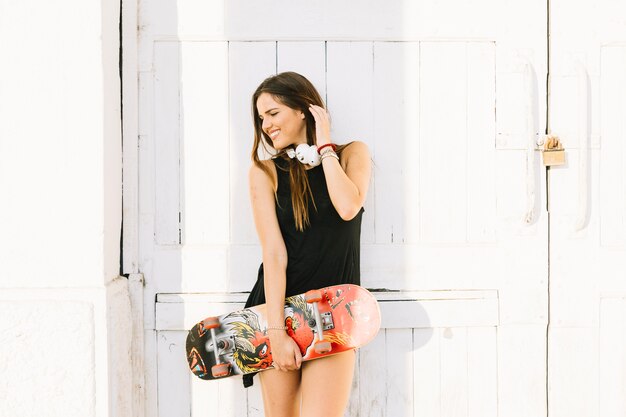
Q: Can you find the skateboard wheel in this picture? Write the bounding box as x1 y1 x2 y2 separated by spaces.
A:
305 290 323 303
203 317 220 329
211 363 231 378
314 340 332 354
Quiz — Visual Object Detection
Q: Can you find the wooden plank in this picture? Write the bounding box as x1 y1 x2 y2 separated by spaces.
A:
497 325 546 417
360 243 516 291
179 245 230 292
345 350 360 416
419 42 467 243
495 70 536 151
179 42 230 246
373 289 498 302
495 151 528 221
373 41 420 244
379 298 499 329
439 327 468 417
600 46 626 247
548 327 598 417
157 331 190 417
326 41 375 244
466 42 496 243
155 292 499 331
467 327 497 417
148 247 182 295
156 300 246 331
358 331 386 416
153 41 181 245
247 382 264 417
216 377 248 417
138 69 158 322
229 244 263 293
157 0 505 41
176 0 225 38
122 0 140 275
229 41 276 245
277 41 326 101
156 289 498 303
599 297 626 417
385 329 414 417
144 331 159 417
413 328 440 417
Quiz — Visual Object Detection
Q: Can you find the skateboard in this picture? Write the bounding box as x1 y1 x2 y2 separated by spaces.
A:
186 284 381 380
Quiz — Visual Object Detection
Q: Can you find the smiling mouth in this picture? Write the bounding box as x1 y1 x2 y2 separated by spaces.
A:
269 130 280 140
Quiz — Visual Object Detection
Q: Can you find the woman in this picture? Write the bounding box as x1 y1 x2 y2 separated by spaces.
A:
245 71 371 417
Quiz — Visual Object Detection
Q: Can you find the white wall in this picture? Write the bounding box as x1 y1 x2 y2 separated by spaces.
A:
0 0 131 416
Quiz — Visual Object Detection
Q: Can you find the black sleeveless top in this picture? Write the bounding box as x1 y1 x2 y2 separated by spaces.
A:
242 155 364 387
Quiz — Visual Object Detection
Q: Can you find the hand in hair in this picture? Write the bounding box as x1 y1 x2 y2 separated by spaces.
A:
308 104 332 147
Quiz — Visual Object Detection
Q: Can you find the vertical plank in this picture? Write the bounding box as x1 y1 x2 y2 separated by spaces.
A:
144 330 159 417
439 327 468 417
277 41 326 101
373 42 420 245
419 42 468 243
247 383 264 417
599 298 626 417
179 42 230 245
326 41 375 244
549 328 599 417
229 42 276 245
600 46 626 247
466 42 496 243
498 325 546 417
345 350 360 417
217 378 248 416
385 329 414 417
358 331 386 416
495 152 528 220
154 41 181 245
157 331 190 417
467 327 498 417
413 328 440 417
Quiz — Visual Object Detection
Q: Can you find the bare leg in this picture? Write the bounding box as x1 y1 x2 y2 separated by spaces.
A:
259 368 302 417
300 350 356 417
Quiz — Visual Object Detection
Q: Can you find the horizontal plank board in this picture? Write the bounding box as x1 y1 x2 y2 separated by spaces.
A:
157 289 497 303
155 290 498 330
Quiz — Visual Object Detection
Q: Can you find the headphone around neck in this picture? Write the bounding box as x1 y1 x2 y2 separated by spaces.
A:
285 143 321 167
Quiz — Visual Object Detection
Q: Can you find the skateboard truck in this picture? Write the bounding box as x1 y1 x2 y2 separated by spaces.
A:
305 290 332 354
203 317 231 378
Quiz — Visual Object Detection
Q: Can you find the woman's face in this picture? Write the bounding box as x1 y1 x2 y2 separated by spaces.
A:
256 93 306 150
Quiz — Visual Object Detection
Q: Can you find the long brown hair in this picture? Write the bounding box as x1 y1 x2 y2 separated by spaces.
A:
251 71 349 231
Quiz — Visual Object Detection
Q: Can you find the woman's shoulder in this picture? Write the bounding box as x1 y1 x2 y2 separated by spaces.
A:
341 140 369 153
339 140 370 163
249 159 279 192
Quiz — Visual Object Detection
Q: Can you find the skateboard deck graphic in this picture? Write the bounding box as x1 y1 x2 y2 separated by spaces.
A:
186 284 381 380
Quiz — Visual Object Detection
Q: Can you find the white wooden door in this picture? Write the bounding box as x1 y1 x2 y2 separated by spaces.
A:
131 1 550 416
549 2 626 416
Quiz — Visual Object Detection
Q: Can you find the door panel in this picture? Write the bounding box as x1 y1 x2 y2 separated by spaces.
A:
549 1 626 416
135 1 549 416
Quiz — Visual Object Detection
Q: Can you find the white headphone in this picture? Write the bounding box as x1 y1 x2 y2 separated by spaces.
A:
285 143 321 167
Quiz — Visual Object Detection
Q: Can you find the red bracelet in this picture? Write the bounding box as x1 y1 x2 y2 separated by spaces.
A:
317 143 337 154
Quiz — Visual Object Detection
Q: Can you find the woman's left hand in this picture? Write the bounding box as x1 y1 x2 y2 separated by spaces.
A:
308 104 332 147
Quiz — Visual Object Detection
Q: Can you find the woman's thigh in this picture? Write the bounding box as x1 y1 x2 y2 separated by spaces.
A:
258 368 302 417
300 350 356 417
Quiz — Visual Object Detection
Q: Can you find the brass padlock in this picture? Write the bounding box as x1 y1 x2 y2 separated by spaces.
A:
542 134 566 167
